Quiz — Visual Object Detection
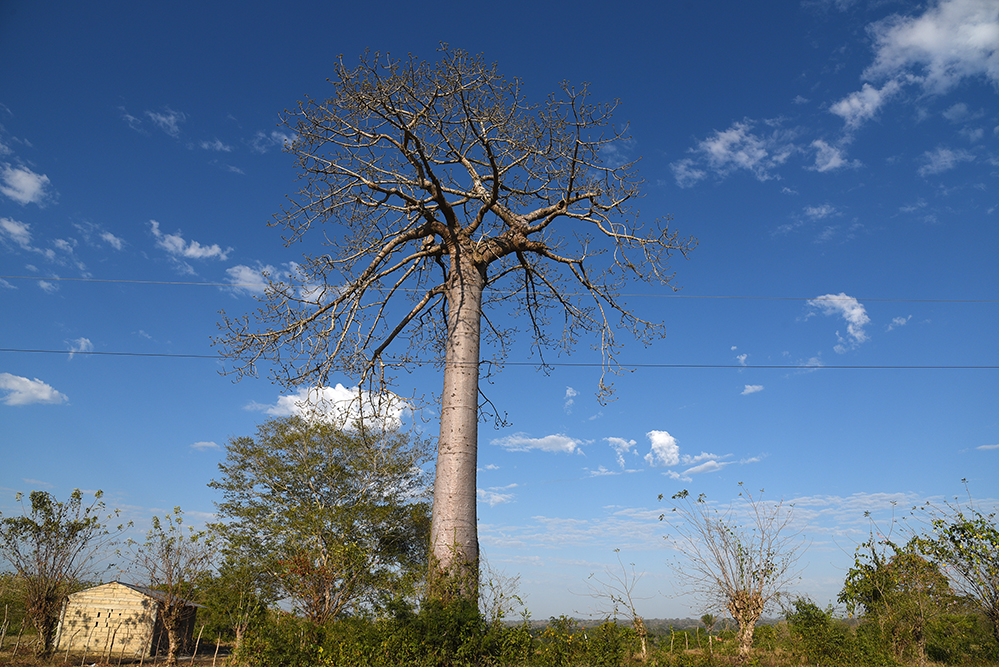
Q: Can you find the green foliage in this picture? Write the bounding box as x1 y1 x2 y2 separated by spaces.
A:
194 561 269 647
585 621 636 667
0 489 125 655
133 507 217 666
916 486 999 645
784 598 854 665
210 415 432 623
925 611 999 664
841 534 956 664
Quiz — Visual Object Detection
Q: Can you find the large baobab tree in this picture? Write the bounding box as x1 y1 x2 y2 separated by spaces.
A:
216 46 694 600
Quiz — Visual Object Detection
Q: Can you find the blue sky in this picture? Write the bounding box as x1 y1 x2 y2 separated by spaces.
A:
1 0 997 620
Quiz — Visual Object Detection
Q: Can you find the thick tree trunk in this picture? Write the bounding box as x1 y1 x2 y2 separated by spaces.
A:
429 252 484 601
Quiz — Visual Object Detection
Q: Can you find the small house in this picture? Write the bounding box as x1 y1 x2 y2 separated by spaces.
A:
54 581 201 659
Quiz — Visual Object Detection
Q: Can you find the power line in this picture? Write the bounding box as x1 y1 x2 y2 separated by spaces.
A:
1 348 995 369
2 275 996 303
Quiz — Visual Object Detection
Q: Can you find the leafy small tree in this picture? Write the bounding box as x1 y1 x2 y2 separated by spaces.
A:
0 489 126 655
915 482 999 645
659 484 803 655
132 508 217 666
840 534 954 666
209 415 431 622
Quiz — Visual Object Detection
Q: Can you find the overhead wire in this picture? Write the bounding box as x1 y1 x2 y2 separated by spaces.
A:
0 348 995 370
1 274 996 303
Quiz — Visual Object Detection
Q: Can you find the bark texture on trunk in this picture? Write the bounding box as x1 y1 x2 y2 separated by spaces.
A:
429 252 484 599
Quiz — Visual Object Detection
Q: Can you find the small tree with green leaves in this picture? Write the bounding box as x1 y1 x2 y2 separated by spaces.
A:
915 481 999 646
0 489 126 655
209 415 432 622
840 532 954 666
659 484 803 656
132 508 217 666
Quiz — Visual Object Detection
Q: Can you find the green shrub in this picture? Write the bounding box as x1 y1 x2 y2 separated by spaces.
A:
926 612 999 665
585 620 636 666
536 616 583 667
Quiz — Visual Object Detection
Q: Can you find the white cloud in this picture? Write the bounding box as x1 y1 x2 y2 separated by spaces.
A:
976 443 999 450
807 293 871 353
100 231 125 250
491 432 583 454
606 436 637 468
670 159 707 188
809 140 861 172
830 80 903 130
246 383 409 430
863 0 999 94
683 459 732 475
145 108 187 137
478 485 517 506
588 465 619 477
250 130 297 153
225 263 278 295
736 353 748 366
66 337 93 360
150 220 231 261
200 138 233 152
742 384 764 395
38 280 57 293
887 315 912 331
0 373 68 406
680 451 724 466
675 120 798 185
805 204 837 220
0 216 33 248
918 146 976 175
644 430 680 467
0 164 53 205
564 386 578 413
190 441 219 451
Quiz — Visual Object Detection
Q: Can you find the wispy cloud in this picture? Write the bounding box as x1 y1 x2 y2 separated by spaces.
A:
145 107 187 137
250 130 296 153
200 138 233 152
225 263 279 295
0 373 68 406
150 220 231 261
808 139 861 172
742 384 764 395
976 443 999 451
190 441 219 451
671 119 798 186
606 436 637 468
918 146 975 175
830 80 903 130
491 433 584 454
478 484 517 506
564 386 578 413
0 216 33 248
807 293 871 353
66 337 93 360
0 163 53 205
886 315 911 331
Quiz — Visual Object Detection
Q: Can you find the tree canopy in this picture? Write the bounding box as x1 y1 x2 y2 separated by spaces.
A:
209 415 431 621
0 489 126 654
